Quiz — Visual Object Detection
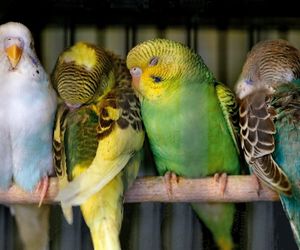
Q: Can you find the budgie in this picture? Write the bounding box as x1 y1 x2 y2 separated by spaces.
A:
126 38 241 250
0 21 57 250
235 39 300 247
51 41 144 250
0 21 57 198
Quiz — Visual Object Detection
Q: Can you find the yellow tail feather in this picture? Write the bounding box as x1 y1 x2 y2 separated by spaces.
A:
80 174 123 250
55 153 132 205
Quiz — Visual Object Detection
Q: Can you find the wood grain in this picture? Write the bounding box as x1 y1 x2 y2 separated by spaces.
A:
0 175 279 205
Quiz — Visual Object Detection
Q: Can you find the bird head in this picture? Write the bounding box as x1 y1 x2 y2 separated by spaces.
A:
51 42 115 108
126 38 214 101
0 22 38 71
235 39 300 99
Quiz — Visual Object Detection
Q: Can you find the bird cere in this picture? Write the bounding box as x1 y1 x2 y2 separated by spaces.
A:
0 20 299 250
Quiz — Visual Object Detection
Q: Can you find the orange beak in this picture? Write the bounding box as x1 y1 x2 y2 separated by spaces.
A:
6 44 23 68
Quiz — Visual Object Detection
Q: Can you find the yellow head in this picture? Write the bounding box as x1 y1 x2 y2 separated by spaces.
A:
52 42 115 106
126 38 213 101
62 42 98 70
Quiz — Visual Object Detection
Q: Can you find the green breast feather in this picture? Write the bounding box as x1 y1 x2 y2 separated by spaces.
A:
142 80 240 178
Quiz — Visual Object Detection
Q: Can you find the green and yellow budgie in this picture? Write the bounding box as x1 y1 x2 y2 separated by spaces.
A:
51 42 144 250
126 38 241 250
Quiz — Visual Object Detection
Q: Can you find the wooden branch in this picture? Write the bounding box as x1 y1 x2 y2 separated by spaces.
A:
0 176 279 205
124 176 279 203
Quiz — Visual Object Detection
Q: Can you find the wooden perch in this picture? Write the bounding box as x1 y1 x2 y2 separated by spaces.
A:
0 175 279 205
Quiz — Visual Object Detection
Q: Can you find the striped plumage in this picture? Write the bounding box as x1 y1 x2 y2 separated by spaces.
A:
98 84 143 140
235 39 300 247
239 90 291 195
127 38 214 101
236 39 300 99
127 38 212 77
216 83 240 152
127 38 241 250
52 42 116 106
235 39 300 195
52 42 144 250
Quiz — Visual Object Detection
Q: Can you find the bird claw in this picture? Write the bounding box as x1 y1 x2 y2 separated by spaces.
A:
163 171 179 198
251 174 261 196
35 176 49 207
214 173 228 195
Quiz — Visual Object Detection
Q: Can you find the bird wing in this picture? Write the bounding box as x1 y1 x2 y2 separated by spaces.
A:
215 82 240 154
239 88 291 195
55 84 144 205
53 103 74 223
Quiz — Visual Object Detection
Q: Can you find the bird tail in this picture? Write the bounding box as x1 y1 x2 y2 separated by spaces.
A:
191 202 235 250
280 195 300 248
11 204 50 250
60 203 73 224
55 152 132 205
80 173 124 250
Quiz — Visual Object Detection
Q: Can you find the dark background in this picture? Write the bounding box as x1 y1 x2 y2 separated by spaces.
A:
0 1 298 249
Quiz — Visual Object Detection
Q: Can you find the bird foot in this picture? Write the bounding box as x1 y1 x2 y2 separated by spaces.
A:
163 171 179 198
35 176 49 207
213 173 228 195
251 174 261 196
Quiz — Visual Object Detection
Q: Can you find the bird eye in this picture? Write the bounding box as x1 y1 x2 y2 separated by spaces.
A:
30 42 34 50
245 79 253 85
149 57 159 66
151 75 162 83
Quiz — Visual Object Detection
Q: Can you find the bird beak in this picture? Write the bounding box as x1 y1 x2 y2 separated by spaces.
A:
130 67 142 90
5 44 23 69
131 75 140 90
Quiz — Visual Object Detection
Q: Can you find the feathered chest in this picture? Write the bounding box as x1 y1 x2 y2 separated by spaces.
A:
271 85 300 163
140 85 220 160
0 73 56 130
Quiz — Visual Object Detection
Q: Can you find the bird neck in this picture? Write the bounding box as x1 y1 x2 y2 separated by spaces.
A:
92 71 116 103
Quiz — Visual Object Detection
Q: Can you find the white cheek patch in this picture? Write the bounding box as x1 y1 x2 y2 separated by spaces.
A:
235 80 254 99
283 71 294 83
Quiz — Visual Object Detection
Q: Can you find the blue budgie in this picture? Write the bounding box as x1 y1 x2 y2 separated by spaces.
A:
235 39 300 247
0 21 57 250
